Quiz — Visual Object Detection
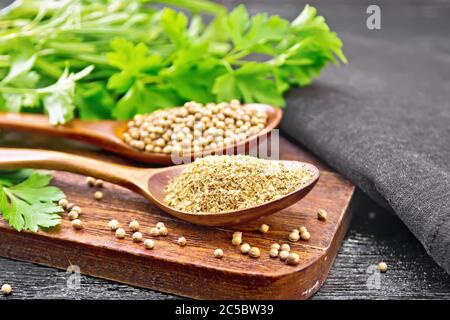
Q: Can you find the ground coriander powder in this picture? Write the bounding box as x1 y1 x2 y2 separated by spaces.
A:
164 155 314 214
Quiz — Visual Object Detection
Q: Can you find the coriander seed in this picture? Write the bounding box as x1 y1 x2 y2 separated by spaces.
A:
68 211 79 221
58 198 68 208
378 262 388 273
159 226 169 236
232 231 242 239
240 243 251 254
123 101 268 156
300 231 310 241
66 203 76 211
115 228 126 239
269 248 279 258
280 244 290 252
132 232 143 242
129 220 140 231
232 236 242 246
249 247 260 258
299 226 307 234
144 239 154 249
286 253 300 265
289 231 300 242
108 219 119 231
156 222 165 229
214 248 224 259
270 243 280 251
317 209 328 221
259 224 270 233
72 206 81 214
94 191 103 200
95 179 104 187
279 250 289 261
71 219 83 230
86 177 95 186
177 236 187 246
1 284 12 296
150 227 160 237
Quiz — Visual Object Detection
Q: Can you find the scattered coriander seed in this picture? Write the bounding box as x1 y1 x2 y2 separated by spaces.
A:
270 243 280 251
71 219 83 230
300 231 311 241
115 228 126 239
129 220 140 231
58 198 68 208
214 248 224 259
280 244 290 252
150 227 160 237
286 253 300 265
68 211 79 221
156 222 165 229
95 179 104 187
378 262 388 273
86 176 96 186
317 209 328 221
1 284 12 296
291 228 300 234
66 203 76 211
231 236 242 246
144 239 154 249
232 231 242 239
94 191 103 200
240 243 251 254
289 231 300 242
108 219 119 231
132 232 143 242
259 224 270 233
279 250 290 261
72 206 82 214
159 226 169 236
177 236 187 246
269 248 279 258
249 247 260 258
299 226 307 234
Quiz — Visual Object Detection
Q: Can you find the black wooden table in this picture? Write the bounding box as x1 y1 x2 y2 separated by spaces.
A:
1 0 450 299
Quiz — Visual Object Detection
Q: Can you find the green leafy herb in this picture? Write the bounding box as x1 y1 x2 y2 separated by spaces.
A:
0 1 346 124
0 170 65 232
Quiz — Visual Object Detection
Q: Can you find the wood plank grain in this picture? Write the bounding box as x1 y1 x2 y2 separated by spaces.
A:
0 135 354 299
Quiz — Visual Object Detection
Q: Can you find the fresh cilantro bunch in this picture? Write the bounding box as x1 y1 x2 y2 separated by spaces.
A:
0 170 65 232
0 0 346 124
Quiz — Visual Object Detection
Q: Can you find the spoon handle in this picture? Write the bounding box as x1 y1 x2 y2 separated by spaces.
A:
0 148 146 188
0 112 78 134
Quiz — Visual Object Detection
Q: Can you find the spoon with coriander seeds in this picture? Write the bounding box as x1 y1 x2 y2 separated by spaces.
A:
0 151 319 226
0 101 282 165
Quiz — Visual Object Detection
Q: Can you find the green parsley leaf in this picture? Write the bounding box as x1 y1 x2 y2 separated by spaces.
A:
0 171 65 232
0 1 346 122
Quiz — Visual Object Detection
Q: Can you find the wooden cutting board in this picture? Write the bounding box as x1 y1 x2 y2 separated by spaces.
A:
0 134 354 299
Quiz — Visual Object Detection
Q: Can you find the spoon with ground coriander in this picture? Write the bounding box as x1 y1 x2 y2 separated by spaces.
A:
0 150 319 226
0 101 282 165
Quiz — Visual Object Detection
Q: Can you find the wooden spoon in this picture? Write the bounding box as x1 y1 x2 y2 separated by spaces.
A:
0 104 282 165
0 148 319 226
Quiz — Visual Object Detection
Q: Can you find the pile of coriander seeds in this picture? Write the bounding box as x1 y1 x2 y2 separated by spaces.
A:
123 100 268 155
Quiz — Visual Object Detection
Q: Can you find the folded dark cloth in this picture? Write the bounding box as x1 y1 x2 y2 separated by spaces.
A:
281 32 450 274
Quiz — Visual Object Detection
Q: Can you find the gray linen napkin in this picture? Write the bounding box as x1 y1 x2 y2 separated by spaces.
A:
281 31 450 274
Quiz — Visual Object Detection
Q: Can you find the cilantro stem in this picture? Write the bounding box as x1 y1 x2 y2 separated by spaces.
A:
225 49 251 64
0 87 38 94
